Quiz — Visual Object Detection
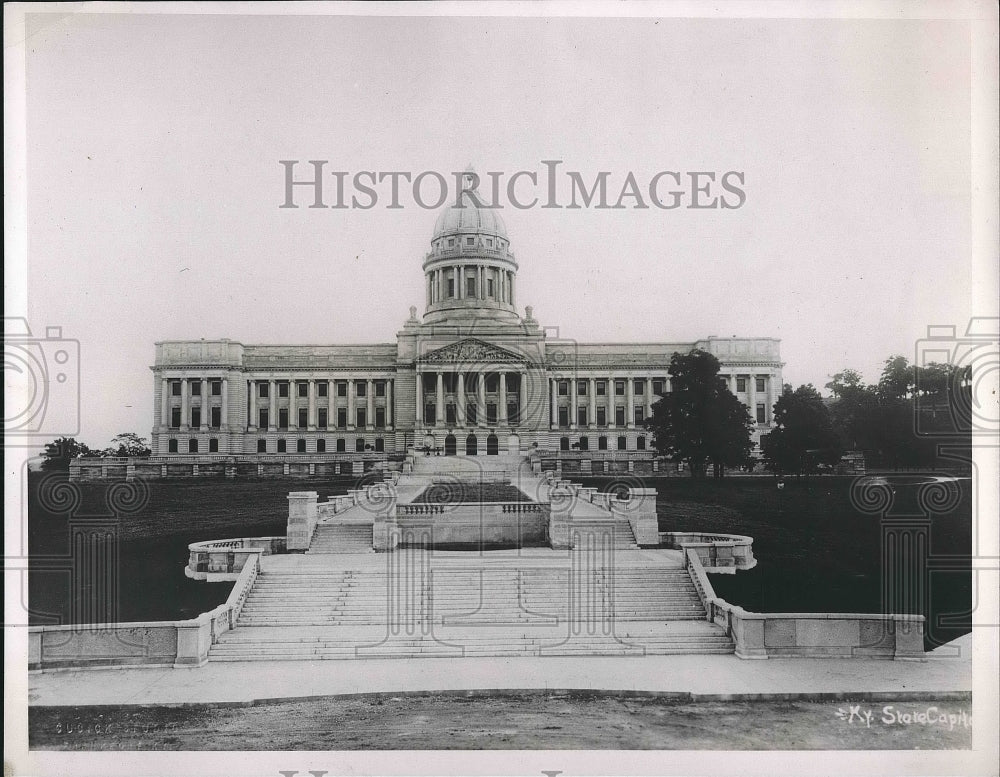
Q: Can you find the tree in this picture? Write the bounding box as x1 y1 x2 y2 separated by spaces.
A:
877 355 917 401
103 432 151 458
644 349 754 478
762 384 842 476
40 437 95 470
825 369 878 451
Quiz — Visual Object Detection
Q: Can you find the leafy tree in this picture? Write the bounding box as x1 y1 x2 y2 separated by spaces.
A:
103 432 152 458
40 437 95 470
825 369 878 451
877 355 917 401
644 349 754 478
762 384 842 476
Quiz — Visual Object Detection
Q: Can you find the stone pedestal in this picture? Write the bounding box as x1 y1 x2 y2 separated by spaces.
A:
286 491 319 551
623 487 660 546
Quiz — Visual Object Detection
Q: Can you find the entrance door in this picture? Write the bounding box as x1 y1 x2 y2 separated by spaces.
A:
465 434 478 455
486 434 499 455
444 434 457 456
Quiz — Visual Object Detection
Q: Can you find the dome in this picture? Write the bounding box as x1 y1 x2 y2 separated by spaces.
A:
432 188 508 241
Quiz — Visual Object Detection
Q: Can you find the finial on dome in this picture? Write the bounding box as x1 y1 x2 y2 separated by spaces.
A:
524 305 535 321
408 305 418 321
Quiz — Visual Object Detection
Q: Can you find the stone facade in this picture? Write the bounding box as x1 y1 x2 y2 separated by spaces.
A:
150 188 783 459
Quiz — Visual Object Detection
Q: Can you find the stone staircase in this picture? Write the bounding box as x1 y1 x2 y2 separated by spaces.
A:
569 520 639 550
307 524 374 554
211 563 732 660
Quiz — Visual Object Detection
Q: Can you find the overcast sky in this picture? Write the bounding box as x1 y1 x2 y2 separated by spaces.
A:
22 11 973 447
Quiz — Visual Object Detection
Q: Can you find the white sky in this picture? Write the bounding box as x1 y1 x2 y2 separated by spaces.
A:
23 11 973 447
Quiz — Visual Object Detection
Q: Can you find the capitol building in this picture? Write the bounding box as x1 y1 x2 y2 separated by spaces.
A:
145 192 783 475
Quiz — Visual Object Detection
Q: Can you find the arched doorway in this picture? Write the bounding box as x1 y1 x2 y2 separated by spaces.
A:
465 434 478 456
486 434 499 455
444 434 457 456
507 433 520 455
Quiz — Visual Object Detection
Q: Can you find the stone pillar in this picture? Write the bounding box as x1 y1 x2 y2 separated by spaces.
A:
327 379 335 426
436 372 445 426
286 491 319 551
569 376 578 429
644 375 653 422
308 380 316 429
519 371 527 426
550 378 558 428
268 379 277 430
248 380 257 430
200 377 209 430
626 375 635 429
456 372 465 425
221 376 229 431
415 372 423 427
510 273 516 308
288 379 298 430
160 378 169 427
477 372 486 427
498 371 507 425
366 379 374 429
609 374 617 429
748 374 757 426
347 378 356 430
453 266 459 298
386 379 393 427
180 378 190 430
588 377 596 429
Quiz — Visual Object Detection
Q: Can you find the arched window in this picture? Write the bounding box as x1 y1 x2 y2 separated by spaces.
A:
598 436 608 450
208 438 219 453
559 436 570 451
188 438 198 453
617 436 627 451
336 438 346 452
297 439 307 453
257 439 267 453
466 434 478 455
578 436 589 451
356 438 366 452
168 438 178 453
316 438 326 453
637 435 646 450
486 434 499 455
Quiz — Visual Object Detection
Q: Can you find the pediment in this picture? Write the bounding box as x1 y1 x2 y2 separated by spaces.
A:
418 338 524 364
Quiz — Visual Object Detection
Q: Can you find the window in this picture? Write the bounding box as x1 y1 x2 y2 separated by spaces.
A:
424 404 436 425
637 435 646 450
652 379 665 395
560 436 570 451
487 403 497 424
466 404 477 424
486 374 499 392
634 406 644 424
558 381 568 396
596 380 607 396
277 438 286 453
756 377 766 393
318 408 328 429
318 382 328 397
337 382 347 397
466 236 475 245
598 436 608 450
615 406 626 426
634 378 645 395
756 404 766 424
316 438 326 453
446 404 456 424
615 380 626 396
356 408 366 428
298 382 308 398
337 408 347 428
298 408 308 428
487 278 495 297
191 408 201 428
577 406 588 426
447 279 455 297
190 380 201 396
171 408 181 428
168 438 178 453
558 407 569 428
578 380 588 395
486 238 493 247
737 377 747 392
259 408 269 428
374 407 385 428
336 438 346 452
375 438 385 452
257 439 267 453
356 438 366 452
356 381 366 398
278 382 289 398
579 436 589 451
297 439 306 453
507 402 518 423
211 407 221 428
211 380 222 396
188 438 198 453
171 381 182 397
467 277 476 296
259 382 269 398
209 438 219 453
596 406 607 426
617 436 627 451
375 381 386 397
278 409 288 429
448 238 455 246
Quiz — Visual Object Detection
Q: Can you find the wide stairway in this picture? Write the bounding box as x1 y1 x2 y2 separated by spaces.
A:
307 524 374 554
211 561 733 660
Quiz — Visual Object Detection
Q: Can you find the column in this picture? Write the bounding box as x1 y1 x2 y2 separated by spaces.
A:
748 374 757 426
453 266 459 299
550 378 558 428
609 374 617 429
626 375 635 428
308 380 316 429
200 376 209 430
459 265 465 298
249 380 257 430
644 375 653 422
415 372 423 427
180 378 189 430
436 372 445 425
366 379 374 428
477 372 486 427
221 377 229 430
569 376 578 429
327 380 334 427
456 372 465 425
498 371 507 424
519 372 527 426
386 379 393 427
160 378 169 427
268 379 277 430
289 379 297 430
588 378 596 429
347 378 356 430
510 273 516 308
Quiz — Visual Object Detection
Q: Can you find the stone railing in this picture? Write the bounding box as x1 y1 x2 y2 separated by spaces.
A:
185 536 285 580
680 550 924 661
70 453 391 481
660 531 756 573
30 554 261 670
